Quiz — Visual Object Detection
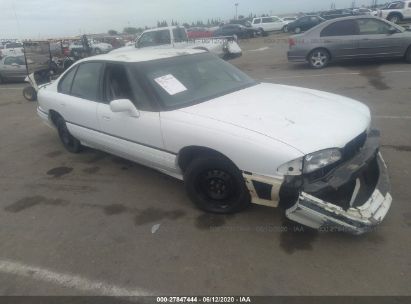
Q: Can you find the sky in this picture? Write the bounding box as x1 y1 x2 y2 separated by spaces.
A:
1 0 382 39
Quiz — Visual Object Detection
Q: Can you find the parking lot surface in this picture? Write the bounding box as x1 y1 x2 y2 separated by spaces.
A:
0 35 410 296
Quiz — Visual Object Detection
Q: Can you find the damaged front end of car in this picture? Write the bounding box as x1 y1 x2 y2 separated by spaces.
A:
244 129 392 235
284 129 392 234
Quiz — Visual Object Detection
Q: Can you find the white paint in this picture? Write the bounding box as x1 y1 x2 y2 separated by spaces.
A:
0 259 151 296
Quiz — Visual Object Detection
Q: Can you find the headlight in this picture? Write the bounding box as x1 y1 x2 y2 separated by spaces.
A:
303 148 341 173
277 148 342 176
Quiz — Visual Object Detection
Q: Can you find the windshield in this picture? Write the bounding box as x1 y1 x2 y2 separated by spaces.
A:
134 53 257 110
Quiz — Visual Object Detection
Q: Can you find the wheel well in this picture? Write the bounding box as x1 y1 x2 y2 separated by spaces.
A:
307 47 331 61
49 110 63 127
177 146 234 172
388 12 403 18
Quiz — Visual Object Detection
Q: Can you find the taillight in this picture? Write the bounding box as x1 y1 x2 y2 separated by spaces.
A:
288 38 296 47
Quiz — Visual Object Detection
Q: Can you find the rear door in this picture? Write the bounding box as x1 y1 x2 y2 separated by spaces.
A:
355 18 404 57
320 19 359 59
57 62 103 145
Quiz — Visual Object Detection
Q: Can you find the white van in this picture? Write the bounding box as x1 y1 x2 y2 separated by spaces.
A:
251 16 287 34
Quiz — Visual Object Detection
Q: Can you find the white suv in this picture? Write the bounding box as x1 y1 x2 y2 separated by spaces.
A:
251 16 287 34
378 0 411 23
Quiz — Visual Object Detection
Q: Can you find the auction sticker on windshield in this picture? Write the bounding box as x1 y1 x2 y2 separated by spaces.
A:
154 74 187 95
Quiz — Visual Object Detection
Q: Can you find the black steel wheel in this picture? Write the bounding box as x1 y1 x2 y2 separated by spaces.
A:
184 155 250 214
56 117 82 153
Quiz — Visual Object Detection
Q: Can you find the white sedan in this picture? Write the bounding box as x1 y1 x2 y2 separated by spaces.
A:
37 49 392 234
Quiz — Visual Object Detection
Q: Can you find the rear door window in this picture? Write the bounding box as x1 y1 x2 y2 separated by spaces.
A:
71 62 103 101
253 18 261 24
262 17 274 23
321 20 358 36
172 28 187 42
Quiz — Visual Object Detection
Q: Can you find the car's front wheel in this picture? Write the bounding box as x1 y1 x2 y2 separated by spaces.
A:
56 117 82 153
184 156 250 214
308 48 330 69
23 86 37 101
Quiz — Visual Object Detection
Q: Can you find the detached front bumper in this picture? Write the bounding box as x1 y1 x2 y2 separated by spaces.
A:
286 131 392 235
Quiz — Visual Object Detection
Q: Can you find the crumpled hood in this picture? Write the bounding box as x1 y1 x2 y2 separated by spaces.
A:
180 83 371 154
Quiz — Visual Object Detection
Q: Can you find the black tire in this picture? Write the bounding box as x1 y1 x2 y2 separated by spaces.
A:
56 117 82 153
23 86 37 101
406 47 411 63
294 27 302 34
388 14 402 24
184 156 250 214
308 48 330 69
259 28 268 37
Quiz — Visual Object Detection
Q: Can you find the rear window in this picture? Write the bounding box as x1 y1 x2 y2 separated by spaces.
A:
321 20 358 36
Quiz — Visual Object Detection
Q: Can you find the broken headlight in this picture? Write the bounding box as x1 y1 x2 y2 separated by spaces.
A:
278 148 342 176
303 148 341 173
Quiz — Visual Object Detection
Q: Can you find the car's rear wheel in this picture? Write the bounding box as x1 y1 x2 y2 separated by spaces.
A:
184 156 250 214
56 117 82 153
308 48 330 69
23 86 37 101
294 27 302 34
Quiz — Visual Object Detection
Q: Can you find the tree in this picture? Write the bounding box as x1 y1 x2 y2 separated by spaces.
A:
123 27 139 35
108 30 118 35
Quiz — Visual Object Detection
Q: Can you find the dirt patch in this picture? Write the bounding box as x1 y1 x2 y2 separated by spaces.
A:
82 166 100 174
359 66 390 90
5 196 68 213
195 213 227 230
47 167 73 178
279 219 318 254
104 204 127 215
46 151 63 158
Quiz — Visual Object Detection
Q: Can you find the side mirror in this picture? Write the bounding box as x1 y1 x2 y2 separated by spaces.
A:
109 99 139 117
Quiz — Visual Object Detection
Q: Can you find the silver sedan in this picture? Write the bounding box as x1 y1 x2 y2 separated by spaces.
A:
287 16 411 68
0 55 27 83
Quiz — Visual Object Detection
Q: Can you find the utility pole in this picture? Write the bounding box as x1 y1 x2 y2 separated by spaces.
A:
235 3 239 20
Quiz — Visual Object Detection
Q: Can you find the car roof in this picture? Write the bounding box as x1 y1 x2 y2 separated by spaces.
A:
79 48 206 64
143 26 181 33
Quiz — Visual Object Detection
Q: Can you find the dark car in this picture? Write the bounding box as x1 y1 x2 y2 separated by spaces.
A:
320 9 353 20
286 15 325 33
213 24 260 39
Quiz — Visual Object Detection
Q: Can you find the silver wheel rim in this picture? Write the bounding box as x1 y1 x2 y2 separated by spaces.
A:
310 51 327 68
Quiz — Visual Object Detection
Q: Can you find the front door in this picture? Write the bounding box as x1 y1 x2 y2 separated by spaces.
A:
96 63 168 170
356 18 404 57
